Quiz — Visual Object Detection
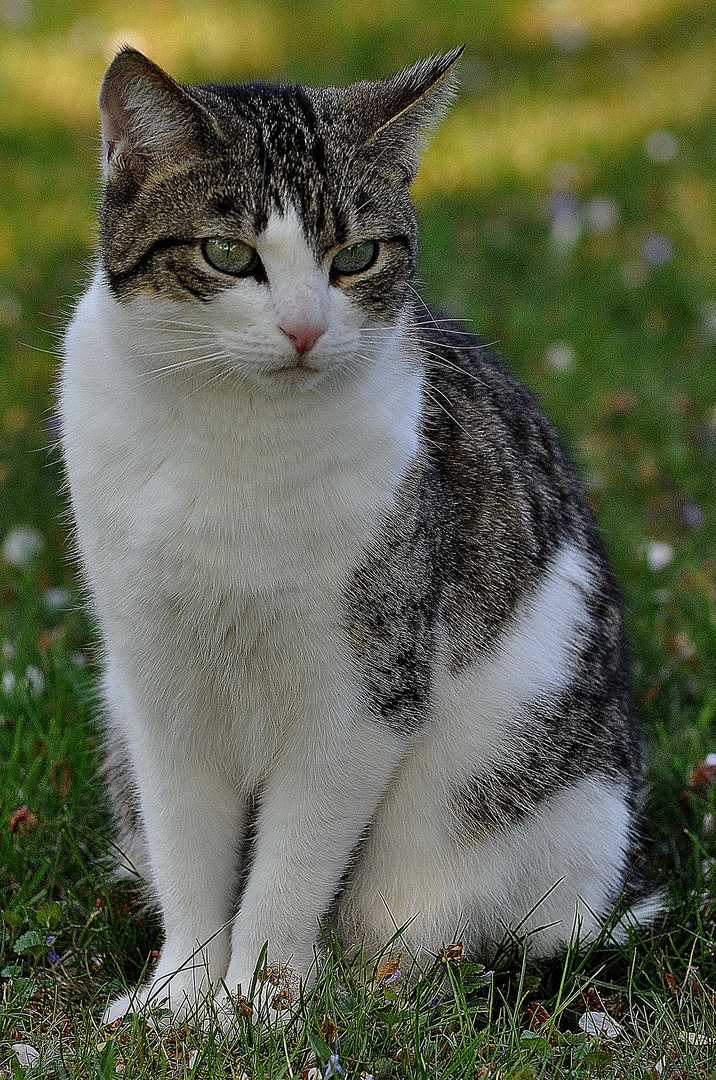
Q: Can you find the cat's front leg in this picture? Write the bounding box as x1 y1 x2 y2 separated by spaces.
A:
215 711 406 1027
102 681 247 1026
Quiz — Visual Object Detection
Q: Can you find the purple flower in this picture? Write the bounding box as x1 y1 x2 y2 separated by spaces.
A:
641 234 674 267
46 936 60 964
682 502 705 529
384 968 401 986
324 1054 344 1079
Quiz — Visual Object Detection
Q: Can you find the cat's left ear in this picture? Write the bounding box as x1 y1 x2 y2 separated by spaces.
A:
360 46 465 182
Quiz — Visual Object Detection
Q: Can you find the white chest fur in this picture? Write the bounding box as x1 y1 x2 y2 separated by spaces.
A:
60 272 422 771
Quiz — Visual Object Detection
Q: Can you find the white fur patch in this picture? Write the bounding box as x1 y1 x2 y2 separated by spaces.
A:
333 544 630 958
392 541 594 795
336 773 632 960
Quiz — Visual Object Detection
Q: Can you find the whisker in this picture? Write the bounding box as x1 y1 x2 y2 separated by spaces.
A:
21 342 57 357
422 383 476 443
406 284 496 342
355 325 496 352
134 321 217 335
138 353 228 383
184 365 235 400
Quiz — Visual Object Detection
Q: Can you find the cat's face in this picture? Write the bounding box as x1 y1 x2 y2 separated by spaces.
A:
97 49 462 392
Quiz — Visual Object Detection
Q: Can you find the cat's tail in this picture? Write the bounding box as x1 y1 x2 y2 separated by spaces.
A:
606 888 668 944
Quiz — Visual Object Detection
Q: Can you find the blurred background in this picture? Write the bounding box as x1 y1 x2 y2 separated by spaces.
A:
0 0 715 730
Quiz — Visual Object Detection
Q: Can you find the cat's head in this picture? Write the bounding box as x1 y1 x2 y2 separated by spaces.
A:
97 47 462 392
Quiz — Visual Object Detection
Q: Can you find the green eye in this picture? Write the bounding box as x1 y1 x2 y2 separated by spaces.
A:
331 240 378 277
202 237 259 276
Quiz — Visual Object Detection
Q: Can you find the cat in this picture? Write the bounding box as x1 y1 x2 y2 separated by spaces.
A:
60 45 659 1027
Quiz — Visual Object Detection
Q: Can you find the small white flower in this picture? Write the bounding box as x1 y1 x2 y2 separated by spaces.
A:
586 196 619 234
2 670 16 695
701 302 716 339
578 1010 623 1038
682 502 705 529
545 341 574 371
12 1042 40 1067
2 526 44 568
646 541 675 572
704 753 716 767
549 198 582 248
26 665 44 694
550 18 588 53
645 130 678 163
44 586 72 611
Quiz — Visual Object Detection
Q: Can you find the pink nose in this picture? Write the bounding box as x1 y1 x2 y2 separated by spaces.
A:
280 322 326 356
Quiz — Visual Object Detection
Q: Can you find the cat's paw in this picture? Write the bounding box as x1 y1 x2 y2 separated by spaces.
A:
103 968 212 1028
104 987 154 1027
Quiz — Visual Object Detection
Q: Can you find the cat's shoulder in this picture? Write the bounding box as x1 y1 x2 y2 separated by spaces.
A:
414 308 579 488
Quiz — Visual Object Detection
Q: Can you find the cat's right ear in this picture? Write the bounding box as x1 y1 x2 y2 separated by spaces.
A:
99 48 218 187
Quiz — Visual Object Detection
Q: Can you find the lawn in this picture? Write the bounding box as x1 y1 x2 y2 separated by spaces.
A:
1 0 716 1076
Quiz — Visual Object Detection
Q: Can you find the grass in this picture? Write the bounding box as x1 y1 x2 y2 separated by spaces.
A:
1 0 716 1076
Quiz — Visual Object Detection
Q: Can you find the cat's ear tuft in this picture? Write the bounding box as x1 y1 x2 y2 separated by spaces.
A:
361 46 465 182
99 48 217 187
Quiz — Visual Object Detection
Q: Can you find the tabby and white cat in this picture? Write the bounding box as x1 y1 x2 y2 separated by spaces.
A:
60 46 656 1025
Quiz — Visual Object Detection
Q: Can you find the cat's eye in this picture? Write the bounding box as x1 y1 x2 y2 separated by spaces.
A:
202 237 259 277
331 240 378 277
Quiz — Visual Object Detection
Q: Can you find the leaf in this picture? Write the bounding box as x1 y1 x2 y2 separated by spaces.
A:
437 942 464 964
4 907 24 930
37 901 64 928
527 1002 551 1031
319 1013 337 1045
307 1029 332 1064
13 929 42 954
583 1049 615 1067
519 1034 550 1052
8 805 38 836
